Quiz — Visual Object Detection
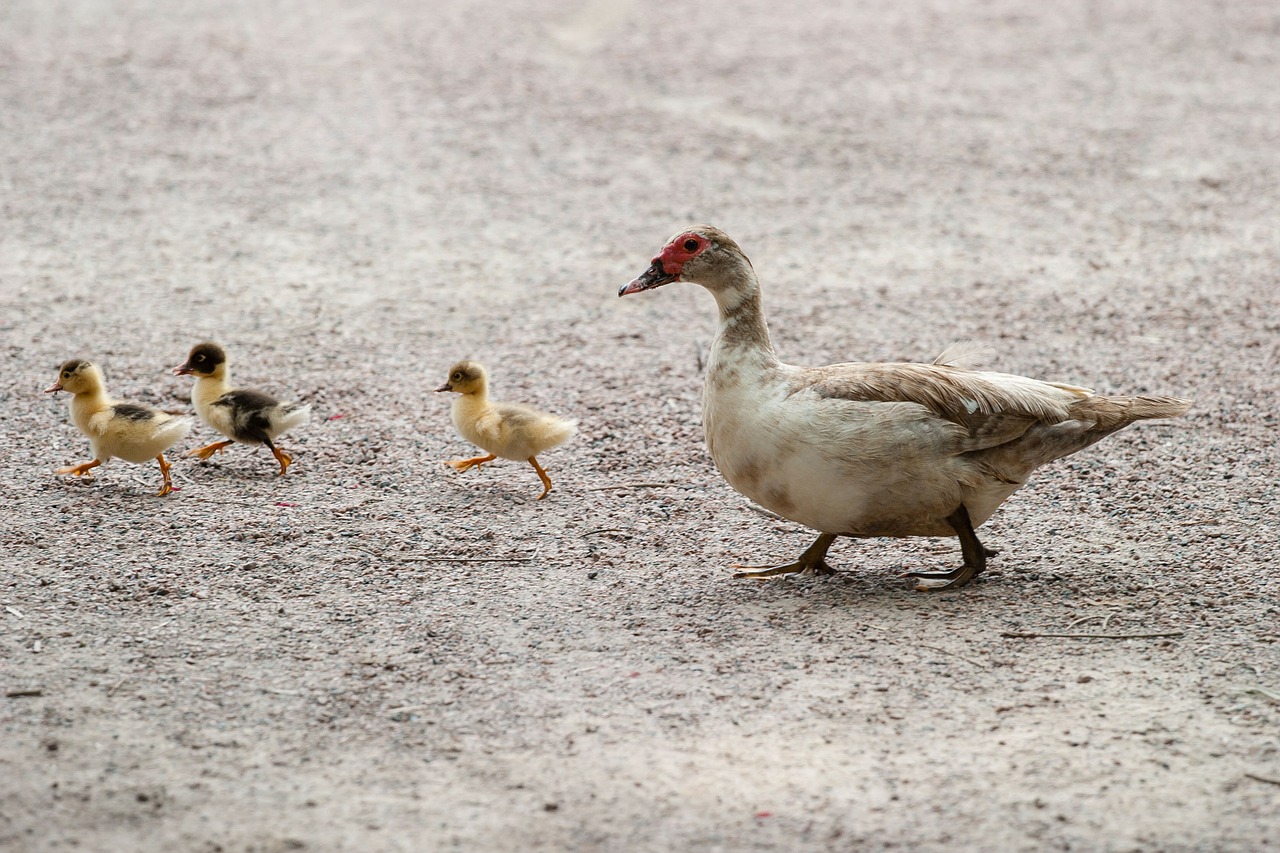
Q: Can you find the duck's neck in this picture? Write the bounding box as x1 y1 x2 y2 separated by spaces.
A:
454 387 491 415
709 277 778 368
70 386 109 416
69 386 109 433
192 368 231 407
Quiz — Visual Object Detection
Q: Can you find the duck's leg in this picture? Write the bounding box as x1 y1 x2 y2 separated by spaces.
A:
733 533 840 579
187 439 235 461
528 456 554 500
445 453 497 473
908 505 986 591
155 454 176 496
56 459 102 478
264 438 293 476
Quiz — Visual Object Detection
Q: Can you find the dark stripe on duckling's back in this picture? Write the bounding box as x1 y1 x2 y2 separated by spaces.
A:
112 402 156 421
213 390 279 443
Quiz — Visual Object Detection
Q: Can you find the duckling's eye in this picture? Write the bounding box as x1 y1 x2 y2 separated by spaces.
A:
452 372 463 382
61 371 70 378
683 239 699 252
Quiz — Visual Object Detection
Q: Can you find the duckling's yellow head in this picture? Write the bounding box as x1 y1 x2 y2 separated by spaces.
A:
44 359 102 395
174 342 228 378
435 360 487 395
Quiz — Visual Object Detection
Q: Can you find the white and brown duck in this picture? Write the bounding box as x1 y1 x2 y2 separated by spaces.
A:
620 225 1191 590
45 359 192 496
173 342 311 476
436 360 576 500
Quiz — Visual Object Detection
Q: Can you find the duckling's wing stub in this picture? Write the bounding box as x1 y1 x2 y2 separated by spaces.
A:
214 389 280 411
111 403 157 421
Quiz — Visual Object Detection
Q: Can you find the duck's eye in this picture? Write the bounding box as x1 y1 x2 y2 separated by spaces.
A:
452 372 463 382
683 239 699 252
62 371 69 378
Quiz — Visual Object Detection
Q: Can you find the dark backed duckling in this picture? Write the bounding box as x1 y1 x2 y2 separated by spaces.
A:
173 342 311 476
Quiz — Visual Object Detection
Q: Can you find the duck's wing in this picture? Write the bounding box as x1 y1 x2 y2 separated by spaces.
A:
792 361 1091 451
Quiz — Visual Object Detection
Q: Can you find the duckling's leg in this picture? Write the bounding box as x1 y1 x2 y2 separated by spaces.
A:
264 439 293 476
733 533 840 579
445 453 497 473
528 456 553 500
56 459 102 478
908 505 986 591
187 440 235 461
155 454 176 497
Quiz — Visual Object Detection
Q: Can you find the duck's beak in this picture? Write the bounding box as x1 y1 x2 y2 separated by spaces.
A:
619 259 678 296
172 364 195 376
435 382 452 393
43 381 63 394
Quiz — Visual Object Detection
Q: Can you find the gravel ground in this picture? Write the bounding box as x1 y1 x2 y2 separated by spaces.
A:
3 1 1279 850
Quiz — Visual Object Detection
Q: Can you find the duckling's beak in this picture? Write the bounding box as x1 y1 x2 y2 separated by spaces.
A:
619 258 679 296
435 382 452 393
43 381 63 394
172 363 195 376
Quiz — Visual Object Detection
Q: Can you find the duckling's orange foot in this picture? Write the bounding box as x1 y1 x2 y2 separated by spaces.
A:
269 446 294 476
56 460 101 478
155 454 176 496
445 453 497 474
187 440 235 461
529 456 553 501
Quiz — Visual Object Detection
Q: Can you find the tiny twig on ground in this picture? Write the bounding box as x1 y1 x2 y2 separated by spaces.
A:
582 528 631 537
1231 686 1280 705
1000 630 1184 640
5 687 43 698
361 549 536 563
916 643 988 669
585 482 697 491
1244 772 1280 787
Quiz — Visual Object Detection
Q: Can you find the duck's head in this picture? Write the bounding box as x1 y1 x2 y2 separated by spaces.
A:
45 359 102 395
174 342 227 378
435 360 487 395
619 225 753 299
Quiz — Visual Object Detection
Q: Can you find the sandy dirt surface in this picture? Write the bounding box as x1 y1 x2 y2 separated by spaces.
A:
3 0 1279 850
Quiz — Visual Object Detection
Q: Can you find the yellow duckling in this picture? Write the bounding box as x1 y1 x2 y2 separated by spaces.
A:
436 360 576 500
45 359 192 497
173 342 312 476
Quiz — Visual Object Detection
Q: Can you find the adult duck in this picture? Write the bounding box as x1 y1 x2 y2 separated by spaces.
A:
620 225 1191 590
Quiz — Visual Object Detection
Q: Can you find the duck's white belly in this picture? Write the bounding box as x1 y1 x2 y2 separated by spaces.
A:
704 371 1003 537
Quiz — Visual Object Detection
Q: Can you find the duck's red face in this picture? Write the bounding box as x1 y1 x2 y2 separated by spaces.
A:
619 231 710 296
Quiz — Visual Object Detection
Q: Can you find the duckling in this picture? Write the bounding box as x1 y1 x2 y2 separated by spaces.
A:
173 342 311 476
436 360 576 500
45 359 192 496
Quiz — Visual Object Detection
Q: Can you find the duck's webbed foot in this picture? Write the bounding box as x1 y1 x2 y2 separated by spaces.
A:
733 533 839 579
909 505 988 592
